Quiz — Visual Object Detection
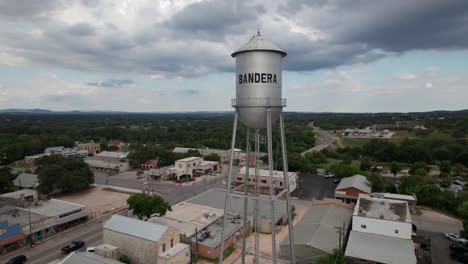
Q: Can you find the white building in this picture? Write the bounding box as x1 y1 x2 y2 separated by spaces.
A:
234 166 298 194
168 157 219 181
345 194 417 264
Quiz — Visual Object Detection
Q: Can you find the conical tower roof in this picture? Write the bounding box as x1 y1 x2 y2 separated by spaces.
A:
231 30 287 58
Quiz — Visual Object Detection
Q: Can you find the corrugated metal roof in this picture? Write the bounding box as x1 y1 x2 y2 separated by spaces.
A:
280 204 352 254
231 31 287 57
185 189 286 224
104 215 168 242
336 174 372 194
13 173 38 188
61 252 123 264
345 231 417 264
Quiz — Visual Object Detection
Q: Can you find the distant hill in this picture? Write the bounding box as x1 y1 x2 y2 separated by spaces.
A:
0 108 466 115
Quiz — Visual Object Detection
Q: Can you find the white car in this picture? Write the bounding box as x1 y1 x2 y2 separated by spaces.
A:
86 247 96 253
324 173 335 179
445 233 468 244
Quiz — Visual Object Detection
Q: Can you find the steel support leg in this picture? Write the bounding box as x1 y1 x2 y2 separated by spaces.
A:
241 128 250 264
280 110 296 264
218 111 239 264
254 129 260 264
266 108 277 264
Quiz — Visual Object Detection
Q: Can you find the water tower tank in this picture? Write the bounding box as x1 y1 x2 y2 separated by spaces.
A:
232 31 287 129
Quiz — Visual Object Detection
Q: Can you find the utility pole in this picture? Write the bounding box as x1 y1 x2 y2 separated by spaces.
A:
195 227 198 263
28 202 32 246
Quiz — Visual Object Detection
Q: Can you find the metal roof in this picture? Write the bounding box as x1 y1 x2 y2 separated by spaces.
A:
96 151 129 159
336 174 372 194
231 30 287 57
104 215 168 242
185 189 286 224
61 252 123 264
280 204 352 253
345 231 417 264
13 173 38 188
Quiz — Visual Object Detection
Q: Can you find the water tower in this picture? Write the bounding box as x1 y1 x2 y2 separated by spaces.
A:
218 30 296 264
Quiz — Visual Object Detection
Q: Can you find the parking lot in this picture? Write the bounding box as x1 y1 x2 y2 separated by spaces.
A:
297 173 337 200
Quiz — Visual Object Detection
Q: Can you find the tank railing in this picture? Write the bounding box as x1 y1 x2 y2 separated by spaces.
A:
232 98 287 107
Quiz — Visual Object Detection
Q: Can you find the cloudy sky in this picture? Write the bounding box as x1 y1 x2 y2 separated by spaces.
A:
0 0 467 112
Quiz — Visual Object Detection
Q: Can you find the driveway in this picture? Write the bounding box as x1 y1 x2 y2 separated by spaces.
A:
413 209 464 263
412 209 463 234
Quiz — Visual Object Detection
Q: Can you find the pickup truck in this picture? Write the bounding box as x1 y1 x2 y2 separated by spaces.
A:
61 240 85 254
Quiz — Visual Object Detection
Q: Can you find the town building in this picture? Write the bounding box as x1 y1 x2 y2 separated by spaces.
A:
0 189 38 202
140 159 158 170
0 220 26 254
280 204 352 263
24 146 87 164
103 215 189 264
95 151 129 161
370 193 417 211
233 166 298 194
168 157 219 181
12 173 38 190
335 174 372 203
0 198 90 251
345 195 417 264
84 158 130 173
107 140 125 151
149 188 285 259
343 128 394 139
78 142 101 155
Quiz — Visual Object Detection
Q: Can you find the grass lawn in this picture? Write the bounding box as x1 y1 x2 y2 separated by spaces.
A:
318 158 360 169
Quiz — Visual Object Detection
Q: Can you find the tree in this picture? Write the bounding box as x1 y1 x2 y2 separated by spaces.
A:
362 172 386 192
205 153 221 162
439 160 452 175
35 155 94 194
127 193 172 221
316 249 345 264
390 162 402 178
119 255 131 264
360 158 372 171
0 167 15 194
457 201 468 220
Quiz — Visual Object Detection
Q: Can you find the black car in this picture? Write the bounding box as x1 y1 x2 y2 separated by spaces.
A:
451 244 468 253
7 255 27 264
333 179 341 184
451 250 468 263
61 240 85 254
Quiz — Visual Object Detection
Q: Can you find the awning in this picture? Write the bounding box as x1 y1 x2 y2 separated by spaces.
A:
0 233 26 247
27 211 92 234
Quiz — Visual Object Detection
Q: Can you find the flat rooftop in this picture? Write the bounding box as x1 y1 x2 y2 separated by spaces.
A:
355 196 410 223
29 199 84 217
185 189 286 224
149 203 224 237
0 205 49 227
190 218 242 248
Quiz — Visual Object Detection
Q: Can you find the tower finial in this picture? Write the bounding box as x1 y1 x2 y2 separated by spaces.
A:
257 27 261 36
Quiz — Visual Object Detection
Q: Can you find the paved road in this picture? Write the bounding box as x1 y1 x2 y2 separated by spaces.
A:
301 128 334 156
94 172 226 205
0 221 103 264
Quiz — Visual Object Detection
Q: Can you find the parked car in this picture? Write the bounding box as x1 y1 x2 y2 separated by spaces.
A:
450 243 468 253
445 233 468 244
6 255 27 264
86 247 96 253
451 250 468 262
61 240 85 254
333 179 341 184
324 173 335 179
